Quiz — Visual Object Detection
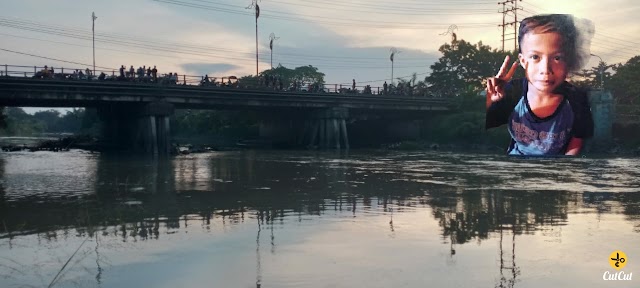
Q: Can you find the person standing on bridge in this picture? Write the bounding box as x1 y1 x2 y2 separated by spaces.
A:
352 79 356 92
485 14 594 156
383 81 388 95
129 66 135 80
152 66 158 82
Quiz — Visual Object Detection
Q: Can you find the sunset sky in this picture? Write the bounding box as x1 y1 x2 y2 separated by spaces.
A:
1 0 638 89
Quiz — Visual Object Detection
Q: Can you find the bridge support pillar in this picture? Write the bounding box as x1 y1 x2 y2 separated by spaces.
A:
137 102 174 156
306 107 349 150
586 89 614 152
99 102 173 156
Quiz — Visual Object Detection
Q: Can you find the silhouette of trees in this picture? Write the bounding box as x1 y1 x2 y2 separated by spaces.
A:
608 55 640 105
425 39 521 98
0 108 94 135
239 64 326 91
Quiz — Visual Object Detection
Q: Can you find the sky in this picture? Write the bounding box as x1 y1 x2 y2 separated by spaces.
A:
0 0 639 113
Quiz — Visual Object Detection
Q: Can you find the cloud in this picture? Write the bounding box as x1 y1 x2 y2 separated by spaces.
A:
180 63 242 76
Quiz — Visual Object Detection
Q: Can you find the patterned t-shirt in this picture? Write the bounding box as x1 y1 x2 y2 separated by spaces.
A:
485 78 594 156
507 96 573 155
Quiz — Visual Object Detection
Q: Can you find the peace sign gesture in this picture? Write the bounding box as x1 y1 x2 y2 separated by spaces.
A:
486 55 519 105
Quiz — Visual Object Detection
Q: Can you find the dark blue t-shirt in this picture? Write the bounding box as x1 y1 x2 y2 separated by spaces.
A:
486 78 594 155
507 95 573 155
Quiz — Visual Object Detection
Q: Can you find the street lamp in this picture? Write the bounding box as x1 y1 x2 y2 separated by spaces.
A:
269 33 280 69
92 12 97 77
390 47 400 85
590 53 604 89
247 0 260 75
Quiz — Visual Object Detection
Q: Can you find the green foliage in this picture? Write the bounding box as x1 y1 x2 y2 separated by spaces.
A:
425 39 522 98
0 108 94 136
2 107 45 135
571 61 615 89
608 56 640 105
239 64 325 89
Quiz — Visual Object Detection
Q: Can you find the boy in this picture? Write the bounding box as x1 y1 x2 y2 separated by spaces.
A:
485 14 594 156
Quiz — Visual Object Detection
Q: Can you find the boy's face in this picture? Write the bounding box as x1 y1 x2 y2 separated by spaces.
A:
518 32 568 95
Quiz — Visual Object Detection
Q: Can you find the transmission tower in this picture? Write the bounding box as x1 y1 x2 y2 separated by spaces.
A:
498 0 522 52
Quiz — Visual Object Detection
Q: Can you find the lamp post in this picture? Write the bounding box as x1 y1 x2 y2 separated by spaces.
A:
269 33 279 69
590 53 604 89
255 3 259 75
389 48 400 85
92 12 97 77
246 1 260 75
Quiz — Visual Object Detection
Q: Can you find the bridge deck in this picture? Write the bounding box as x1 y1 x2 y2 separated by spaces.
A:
0 78 451 111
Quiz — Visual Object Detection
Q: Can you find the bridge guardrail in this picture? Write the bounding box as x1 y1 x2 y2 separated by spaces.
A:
2 64 441 98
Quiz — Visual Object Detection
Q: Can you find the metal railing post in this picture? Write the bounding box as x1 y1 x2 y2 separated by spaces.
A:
4 64 7 77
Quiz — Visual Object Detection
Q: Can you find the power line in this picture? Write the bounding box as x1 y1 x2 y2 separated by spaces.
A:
0 47 115 70
0 17 452 67
0 32 439 70
498 0 522 52
154 0 498 28
196 0 498 16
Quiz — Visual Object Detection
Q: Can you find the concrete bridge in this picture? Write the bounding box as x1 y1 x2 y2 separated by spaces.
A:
0 77 453 155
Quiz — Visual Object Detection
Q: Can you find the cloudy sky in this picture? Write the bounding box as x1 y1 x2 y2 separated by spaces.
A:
1 0 639 90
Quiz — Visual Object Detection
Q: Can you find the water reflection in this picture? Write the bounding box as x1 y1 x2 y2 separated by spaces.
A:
0 151 639 287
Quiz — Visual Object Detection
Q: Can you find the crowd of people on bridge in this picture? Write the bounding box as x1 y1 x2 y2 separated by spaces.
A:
21 64 425 97
32 64 181 85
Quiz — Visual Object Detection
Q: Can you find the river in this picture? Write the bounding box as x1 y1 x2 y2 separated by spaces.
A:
0 148 638 287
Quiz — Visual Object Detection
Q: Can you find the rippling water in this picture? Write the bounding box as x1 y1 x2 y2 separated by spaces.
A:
0 149 639 287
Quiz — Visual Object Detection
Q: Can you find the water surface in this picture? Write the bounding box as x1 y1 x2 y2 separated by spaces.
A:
0 149 638 287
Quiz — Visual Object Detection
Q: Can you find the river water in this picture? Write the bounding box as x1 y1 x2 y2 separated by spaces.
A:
0 149 638 287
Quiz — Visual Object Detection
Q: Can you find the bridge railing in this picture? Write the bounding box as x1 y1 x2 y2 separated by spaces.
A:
1 64 441 98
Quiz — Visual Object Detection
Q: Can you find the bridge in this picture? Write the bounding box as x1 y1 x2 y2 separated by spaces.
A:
0 76 452 155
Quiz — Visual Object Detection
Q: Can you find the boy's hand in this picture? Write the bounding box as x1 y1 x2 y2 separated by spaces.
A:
486 55 519 106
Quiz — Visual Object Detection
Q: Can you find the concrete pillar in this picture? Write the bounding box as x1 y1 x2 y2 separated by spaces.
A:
307 107 349 150
324 119 331 149
308 121 319 148
588 89 614 142
340 119 350 149
163 116 171 155
319 119 326 149
333 119 340 149
150 116 158 156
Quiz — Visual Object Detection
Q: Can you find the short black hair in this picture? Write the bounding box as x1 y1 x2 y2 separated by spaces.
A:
518 14 579 71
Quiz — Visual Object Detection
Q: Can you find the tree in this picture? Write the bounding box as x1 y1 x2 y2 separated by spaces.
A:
33 110 62 131
425 39 521 98
239 64 325 91
607 56 640 105
571 61 614 89
1 107 45 135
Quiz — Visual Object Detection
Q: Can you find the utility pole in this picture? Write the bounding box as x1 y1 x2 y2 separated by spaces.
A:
591 53 605 88
247 0 260 75
269 33 279 69
92 12 97 76
390 48 400 85
498 0 522 52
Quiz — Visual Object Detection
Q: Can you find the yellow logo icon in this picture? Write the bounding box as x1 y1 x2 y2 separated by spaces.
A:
609 251 627 270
